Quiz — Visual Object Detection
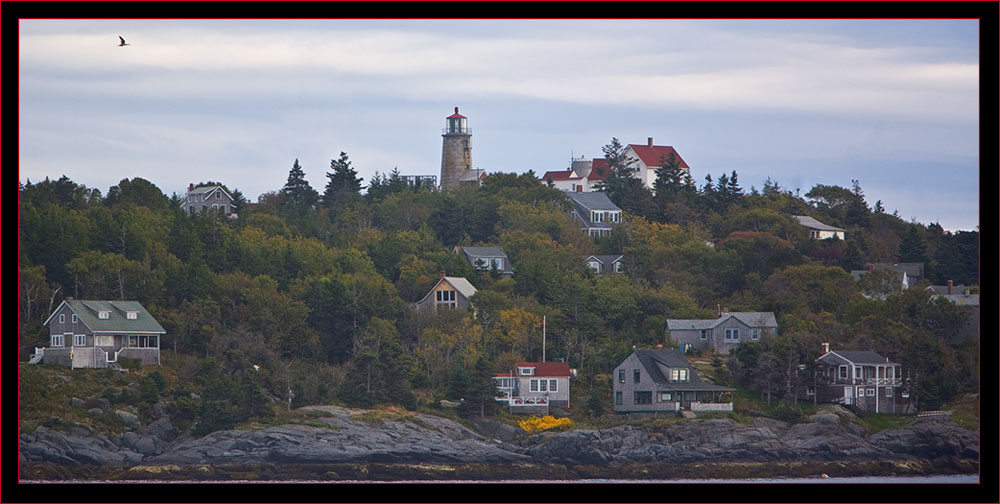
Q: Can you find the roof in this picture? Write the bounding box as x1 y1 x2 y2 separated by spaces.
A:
870 263 924 279
925 284 967 296
793 215 845 232
459 246 508 259
447 107 466 119
45 300 166 333
819 350 896 365
626 144 690 169
457 169 486 182
567 191 621 212
186 185 233 200
930 293 979 306
540 169 584 182
631 349 734 390
515 361 571 377
415 276 479 307
666 312 778 331
586 255 623 265
589 158 609 181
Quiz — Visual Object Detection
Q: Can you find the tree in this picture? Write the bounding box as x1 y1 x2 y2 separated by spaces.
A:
594 138 651 214
897 225 929 264
281 159 319 213
322 151 364 209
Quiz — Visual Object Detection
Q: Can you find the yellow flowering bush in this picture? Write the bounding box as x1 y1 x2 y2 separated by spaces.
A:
518 415 574 433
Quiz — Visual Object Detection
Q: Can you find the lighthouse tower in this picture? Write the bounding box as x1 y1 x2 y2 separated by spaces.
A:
440 107 476 190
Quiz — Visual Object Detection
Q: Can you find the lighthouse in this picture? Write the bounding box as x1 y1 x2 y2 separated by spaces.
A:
440 107 480 189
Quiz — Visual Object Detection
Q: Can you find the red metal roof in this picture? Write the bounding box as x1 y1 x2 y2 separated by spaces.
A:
540 169 582 182
627 144 690 169
516 361 571 377
447 106 466 119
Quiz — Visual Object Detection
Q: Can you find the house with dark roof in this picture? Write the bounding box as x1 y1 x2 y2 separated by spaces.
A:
183 183 236 216
793 215 845 240
566 191 622 238
926 281 979 342
493 361 573 414
585 254 624 274
38 299 165 368
414 275 478 314
612 347 734 415
454 246 513 277
814 344 912 414
666 311 778 355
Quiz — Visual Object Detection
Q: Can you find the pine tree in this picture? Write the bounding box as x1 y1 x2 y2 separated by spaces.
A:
898 225 929 264
322 151 364 209
281 159 318 212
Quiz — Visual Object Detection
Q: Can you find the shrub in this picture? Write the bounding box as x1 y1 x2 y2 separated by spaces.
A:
518 415 574 433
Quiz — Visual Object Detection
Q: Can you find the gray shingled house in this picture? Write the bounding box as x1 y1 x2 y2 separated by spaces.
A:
38 299 165 368
454 246 514 277
567 191 621 238
612 347 734 415
182 184 235 216
585 254 624 274
414 275 478 314
815 344 912 414
666 311 778 355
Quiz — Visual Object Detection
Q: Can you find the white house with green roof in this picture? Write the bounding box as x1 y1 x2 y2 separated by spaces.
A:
39 299 165 369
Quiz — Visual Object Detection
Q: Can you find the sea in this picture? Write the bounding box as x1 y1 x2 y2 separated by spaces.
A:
23 474 980 484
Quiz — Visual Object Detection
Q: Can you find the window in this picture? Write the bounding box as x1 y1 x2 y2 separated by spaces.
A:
491 258 503 270
72 314 78 323
855 366 862 378
59 314 65 324
537 379 548 392
633 369 641 383
724 328 740 341
634 391 652 405
588 261 600 272
618 369 625 383
839 365 848 379
435 289 457 308
96 335 114 347
128 335 158 348
699 329 708 341
659 392 672 402
886 387 893 398
51 334 65 347
216 191 221 199
866 388 875 397
615 391 623 406
127 311 138 320
520 367 533 376
549 380 557 392
613 261 622 273
750 328 760 341
530 380 538 392
98 311 110 320
671 368 689 382
73 334 86 347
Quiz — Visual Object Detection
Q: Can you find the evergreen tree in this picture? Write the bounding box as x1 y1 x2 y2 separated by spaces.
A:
897 225 929 264
322 151 364 209
594 138 642 208
281 159 319 212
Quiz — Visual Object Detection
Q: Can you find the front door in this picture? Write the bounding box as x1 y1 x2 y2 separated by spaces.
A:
843 386 853 405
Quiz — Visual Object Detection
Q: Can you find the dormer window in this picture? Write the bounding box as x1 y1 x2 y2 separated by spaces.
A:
670 368 689 382
519 367 534 376
98 311 111 320
127 311 138 320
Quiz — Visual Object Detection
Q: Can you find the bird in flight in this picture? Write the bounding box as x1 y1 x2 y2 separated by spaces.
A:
118 35 130 47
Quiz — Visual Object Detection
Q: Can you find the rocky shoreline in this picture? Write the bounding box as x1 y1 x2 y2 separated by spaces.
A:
19 405 979 481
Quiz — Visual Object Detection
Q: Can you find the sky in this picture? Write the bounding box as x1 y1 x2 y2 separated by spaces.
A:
19 19 980 231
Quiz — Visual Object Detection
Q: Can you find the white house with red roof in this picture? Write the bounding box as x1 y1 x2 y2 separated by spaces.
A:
493 361 573 414
539 138 689 192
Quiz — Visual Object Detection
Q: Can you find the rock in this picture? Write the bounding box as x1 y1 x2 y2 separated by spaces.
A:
152 402 170 419
96 398 113 412
69 397 86 408
148 418 177 442
87 408 104 415
114 410 140 427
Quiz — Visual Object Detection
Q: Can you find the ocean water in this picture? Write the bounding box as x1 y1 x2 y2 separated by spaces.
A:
24 474 980 484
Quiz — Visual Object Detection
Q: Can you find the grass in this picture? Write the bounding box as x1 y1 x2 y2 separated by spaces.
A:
944 393 979 430
858 413 914 432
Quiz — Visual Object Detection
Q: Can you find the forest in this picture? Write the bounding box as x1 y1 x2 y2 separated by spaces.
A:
19 139 979 433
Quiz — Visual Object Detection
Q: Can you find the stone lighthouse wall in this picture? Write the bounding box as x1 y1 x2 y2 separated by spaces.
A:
440 133 472 190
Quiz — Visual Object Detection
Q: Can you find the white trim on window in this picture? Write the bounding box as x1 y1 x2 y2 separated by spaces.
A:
59 314 65 324
724 328 740 341
98 311 110 320
73 334 86 347
51 334 65 347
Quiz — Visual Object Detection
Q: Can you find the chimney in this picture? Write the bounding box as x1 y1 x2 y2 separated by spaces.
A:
866 263 874 271
454 106 459 114
440 271 446 279
188 183 194 192
822 342 830 354
947 280 953 295
647 137 654 147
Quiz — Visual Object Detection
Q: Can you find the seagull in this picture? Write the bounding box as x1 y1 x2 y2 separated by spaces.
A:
118 36 130 47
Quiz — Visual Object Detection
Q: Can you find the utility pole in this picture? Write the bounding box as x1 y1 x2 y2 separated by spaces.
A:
542 315 546 362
